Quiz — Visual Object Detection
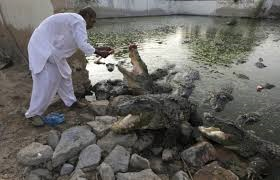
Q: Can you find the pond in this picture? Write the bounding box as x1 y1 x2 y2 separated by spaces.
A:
87 15 280 148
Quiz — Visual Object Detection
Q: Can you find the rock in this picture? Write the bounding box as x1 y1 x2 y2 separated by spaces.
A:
70 169 87 180
46 161 53 171
116 169 161 180
180 122 193 138
181 141 216 168
193 161 239 180
172 171 191 180
98 163 115 180
52 126 96 167
159 174 170 180
76 144 102 171
130 154 150 170
168 161 183 174
47 130 60 150
87 116 117 138
97 131 137 153
17 142 53 166
26 174 41 180
162 148 176 162
29 169 52 180
103 145 130 173
133 133 154 152
150 158 167 174
89 100 109 115
151 147 163 156
60 163 74 176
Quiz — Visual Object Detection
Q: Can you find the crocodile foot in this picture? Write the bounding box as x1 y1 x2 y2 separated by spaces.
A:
247 157 269 180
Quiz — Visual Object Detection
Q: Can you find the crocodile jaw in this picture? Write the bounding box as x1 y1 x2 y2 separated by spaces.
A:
198 126 239 151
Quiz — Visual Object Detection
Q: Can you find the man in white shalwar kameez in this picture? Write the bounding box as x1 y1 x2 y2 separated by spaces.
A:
25 7 112 126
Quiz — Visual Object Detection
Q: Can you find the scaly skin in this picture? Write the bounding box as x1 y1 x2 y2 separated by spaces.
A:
108 94 191 147
116 45 153 95
199 113 280 179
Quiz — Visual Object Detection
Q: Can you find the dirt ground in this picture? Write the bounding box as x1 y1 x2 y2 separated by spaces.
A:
0 63 92 180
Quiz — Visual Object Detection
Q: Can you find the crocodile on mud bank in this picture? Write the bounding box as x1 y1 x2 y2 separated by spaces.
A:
199 113 280 179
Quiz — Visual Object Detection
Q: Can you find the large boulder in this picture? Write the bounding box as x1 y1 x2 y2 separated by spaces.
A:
52 126 96 167
76 144 102 171
193 162 239 180
17 142 53 166
116 169 161 180
181 141 216 168
97 131 137 153
103 145 130 173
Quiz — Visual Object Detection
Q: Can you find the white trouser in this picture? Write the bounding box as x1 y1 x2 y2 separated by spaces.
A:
25 57 77 118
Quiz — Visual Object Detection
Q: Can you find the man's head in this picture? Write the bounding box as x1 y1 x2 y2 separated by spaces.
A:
78 7 96 29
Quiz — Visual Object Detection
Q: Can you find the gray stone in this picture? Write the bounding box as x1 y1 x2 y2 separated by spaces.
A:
52 126 96 167
193 161 239 180
87 116 117 138
181 141 216 168
26 174 40 180
130 154 150 170
151 147 163 156
162 149 176 162
133 133 154 152
180 122 193 138
116 169 161 180
17 142 53 166
159 174 170 180
150 158 166 174
97 131 137 153
60 163 74 176
70 169 87 180
89 100 109 116
29 169 52 180
103 145 130 173
172 171 191 180
98 163 115 180
47 130 60 150
76 144 102 171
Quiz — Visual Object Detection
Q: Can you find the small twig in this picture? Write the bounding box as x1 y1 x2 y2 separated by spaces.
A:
181 156 194 180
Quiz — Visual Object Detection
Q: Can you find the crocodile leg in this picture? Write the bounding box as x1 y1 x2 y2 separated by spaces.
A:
247 157 269 180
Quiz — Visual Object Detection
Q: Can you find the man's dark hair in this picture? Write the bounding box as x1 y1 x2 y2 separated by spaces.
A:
78 7 96 18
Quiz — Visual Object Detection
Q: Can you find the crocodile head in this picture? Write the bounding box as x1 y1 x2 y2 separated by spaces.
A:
117 45 152 94
128 44 149 75
199 113 245 152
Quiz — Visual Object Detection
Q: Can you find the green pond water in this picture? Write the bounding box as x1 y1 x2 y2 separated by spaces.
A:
87 16 280 151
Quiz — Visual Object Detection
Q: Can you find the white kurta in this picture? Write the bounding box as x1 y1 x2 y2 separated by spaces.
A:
25 13 95 118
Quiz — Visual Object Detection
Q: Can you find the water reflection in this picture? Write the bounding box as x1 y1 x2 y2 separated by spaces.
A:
185 20 263 65
87 16 280 147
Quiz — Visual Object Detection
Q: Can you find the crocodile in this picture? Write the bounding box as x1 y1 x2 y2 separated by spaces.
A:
199 113 280 179
107 94 192 147
206 85 234 112
116 44 173 95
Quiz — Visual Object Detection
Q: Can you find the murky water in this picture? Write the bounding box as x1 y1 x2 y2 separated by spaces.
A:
87 16 280 148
